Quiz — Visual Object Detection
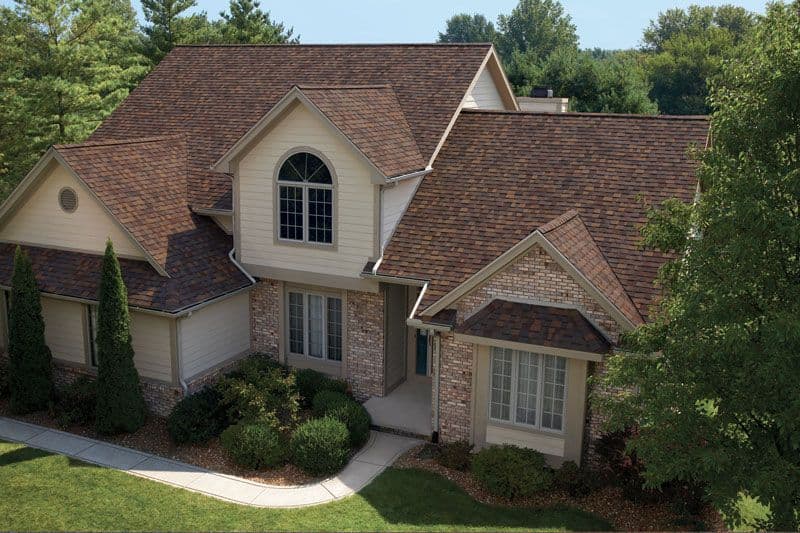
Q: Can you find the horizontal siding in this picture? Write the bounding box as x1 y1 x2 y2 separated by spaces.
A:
239 103 376 278
381 176 420 248
0 162 144 258
463 66 505 110
179 292 250 379
42 297 85 364
130 312 172 382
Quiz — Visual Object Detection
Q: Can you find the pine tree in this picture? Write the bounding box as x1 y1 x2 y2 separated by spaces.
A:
141 0 202 63
95 240 146 434
219 0 295 44
8 246 52 413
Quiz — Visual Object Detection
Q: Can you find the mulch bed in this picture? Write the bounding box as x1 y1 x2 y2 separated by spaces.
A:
395 444 726 532
0 399 316 486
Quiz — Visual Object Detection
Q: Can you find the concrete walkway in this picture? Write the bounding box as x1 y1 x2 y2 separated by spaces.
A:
0 416 420 508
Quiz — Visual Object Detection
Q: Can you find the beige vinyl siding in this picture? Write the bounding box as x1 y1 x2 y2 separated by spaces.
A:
41 297 85 364
381 176 420 249
238 102 376 278
472 345 588 466
463 66 505 110
179 292 250 379
130 311 172 382
0 161 144 258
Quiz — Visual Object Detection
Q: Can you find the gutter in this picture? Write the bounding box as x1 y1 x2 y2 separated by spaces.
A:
229 248 256 284
385 166 433 184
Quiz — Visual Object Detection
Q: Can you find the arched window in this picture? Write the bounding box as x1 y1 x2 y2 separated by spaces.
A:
277 152 333 244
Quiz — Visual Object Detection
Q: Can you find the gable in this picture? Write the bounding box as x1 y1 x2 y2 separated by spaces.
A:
463 65 506 110
237 100 378 281
0 159 144 259
451 243 623 342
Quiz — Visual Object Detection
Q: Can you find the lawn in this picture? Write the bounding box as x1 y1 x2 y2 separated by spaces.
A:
0 441 611 531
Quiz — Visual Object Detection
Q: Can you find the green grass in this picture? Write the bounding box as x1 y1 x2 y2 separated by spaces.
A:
0 441 611 531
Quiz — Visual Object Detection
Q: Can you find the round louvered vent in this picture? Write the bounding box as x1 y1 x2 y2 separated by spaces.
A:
58 187 78 213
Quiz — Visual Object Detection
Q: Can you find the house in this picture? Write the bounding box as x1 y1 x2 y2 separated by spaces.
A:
0 44 708 465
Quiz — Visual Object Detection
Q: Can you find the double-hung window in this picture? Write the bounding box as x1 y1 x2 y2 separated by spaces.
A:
489 347 567 432
277 152 333 245
287 290 342 361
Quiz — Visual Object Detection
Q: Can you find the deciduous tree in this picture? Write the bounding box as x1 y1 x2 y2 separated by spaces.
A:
438 13 497 44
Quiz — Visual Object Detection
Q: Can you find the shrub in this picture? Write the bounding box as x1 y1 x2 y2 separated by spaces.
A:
596 428 661 503
326 400 371 448
167 387 228 445
0 359 8 398
437 440 472 471
311 390 351 417
553 460 593 498
221 421 286 469
295 368 348 408
216 359 299 430
226 354 285 381
95 240 147 434
472 445 553 499
8 246 53 414
290 417 350 476
54 376 97 428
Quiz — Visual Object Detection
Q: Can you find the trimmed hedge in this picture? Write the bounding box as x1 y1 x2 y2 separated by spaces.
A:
216 359 299 430
167 387 228 445
327 400 371 448
472 444 553 499
295 368 348 408
221 422 286 469
290 417 350 476
54 376 97 428
311 390 351 418
437 440 472 471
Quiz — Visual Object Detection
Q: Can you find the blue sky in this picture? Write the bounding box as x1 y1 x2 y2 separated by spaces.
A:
0 0 768 49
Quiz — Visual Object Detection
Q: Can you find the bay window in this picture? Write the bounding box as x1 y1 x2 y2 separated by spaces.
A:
286 290 342 361
489 347 567 432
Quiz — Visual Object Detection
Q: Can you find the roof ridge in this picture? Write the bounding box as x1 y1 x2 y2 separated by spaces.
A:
537 209 580 233
298 84 393 90
461 108 710 121
173 43 493 48
55 135 184 150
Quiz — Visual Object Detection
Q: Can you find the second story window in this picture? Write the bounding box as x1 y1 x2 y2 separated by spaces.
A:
277 152 333 245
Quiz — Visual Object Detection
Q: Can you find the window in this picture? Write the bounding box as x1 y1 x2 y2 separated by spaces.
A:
86 305 98 367
287 290 342 361
277 152 333 244
489 347 567 432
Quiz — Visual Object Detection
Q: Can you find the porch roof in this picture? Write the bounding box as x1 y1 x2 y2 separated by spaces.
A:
454 299 611 359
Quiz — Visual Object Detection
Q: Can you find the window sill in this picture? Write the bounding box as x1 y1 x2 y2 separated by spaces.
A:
486 423 566 457
275 238 338 252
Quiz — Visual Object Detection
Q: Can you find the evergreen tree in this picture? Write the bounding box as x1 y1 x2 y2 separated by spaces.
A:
95 240 146 434
599 2 800 528
141 0 225 62
219 0 295 44
8 246 52 413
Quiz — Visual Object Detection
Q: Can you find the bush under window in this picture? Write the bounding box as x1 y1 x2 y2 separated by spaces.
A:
167 387 228 445
290 417 350 476
437 440 473 471
553 460 593 498
53 376 97 428
295 368 348 408
221 421 286 469
472 444 553 499
311 390 351 418
326 400 371 448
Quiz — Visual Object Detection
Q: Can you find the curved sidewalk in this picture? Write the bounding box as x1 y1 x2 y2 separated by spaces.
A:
0 416 421 508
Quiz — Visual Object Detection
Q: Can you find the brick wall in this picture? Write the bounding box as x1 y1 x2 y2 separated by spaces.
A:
250 279 281 358
435 244 624 450
346 289 385 400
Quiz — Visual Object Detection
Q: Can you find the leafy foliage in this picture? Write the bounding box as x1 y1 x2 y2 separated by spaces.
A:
311 390 351 418
221 421 286 469
290 417 350 476
599 3 800 528
53 376 97 428
94 240 147 434
294 368 348 408
219 0 296 44
167 386 228 445
216 356 299 430
0 358 8 398
436 440 473 471
8 246 52 413
472 445 553 499
438 14 497 44
326 400 371 448
553 461 593 498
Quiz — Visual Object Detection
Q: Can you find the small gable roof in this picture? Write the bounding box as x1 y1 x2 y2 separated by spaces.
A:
379 109 709 321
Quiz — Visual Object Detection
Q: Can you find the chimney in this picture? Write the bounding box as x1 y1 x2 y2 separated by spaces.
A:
518 87 569 113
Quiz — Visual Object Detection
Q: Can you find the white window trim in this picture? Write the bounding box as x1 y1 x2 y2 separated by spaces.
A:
277 162 335 246
285 289 343 363
488 347 568 435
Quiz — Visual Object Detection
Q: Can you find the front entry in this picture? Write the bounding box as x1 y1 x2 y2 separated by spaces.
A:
415 330 428 375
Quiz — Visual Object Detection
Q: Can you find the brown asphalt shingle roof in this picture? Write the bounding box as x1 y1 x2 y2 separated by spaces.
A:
299 85 425 177
379 110 709 321
539 210 643 325
90 44 493 171
456 299 611 354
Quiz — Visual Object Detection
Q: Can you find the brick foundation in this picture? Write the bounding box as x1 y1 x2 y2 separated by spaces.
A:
437 334 474 442
250 279 281 358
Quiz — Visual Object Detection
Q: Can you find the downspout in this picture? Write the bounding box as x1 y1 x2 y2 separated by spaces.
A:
229 248 256 284
175 316 189 394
